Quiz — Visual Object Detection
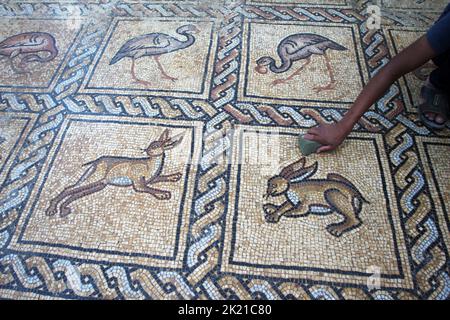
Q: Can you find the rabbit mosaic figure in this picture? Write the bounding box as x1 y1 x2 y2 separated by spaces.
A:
46 129 183 218
263 158 369 237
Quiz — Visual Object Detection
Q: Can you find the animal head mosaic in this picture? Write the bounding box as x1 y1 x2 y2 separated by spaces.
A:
0 0 449 300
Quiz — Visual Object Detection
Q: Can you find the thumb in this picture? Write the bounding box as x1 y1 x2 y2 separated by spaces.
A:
316 145 334 153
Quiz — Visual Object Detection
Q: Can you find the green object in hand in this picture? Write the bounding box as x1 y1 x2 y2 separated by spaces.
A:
298 135 322 156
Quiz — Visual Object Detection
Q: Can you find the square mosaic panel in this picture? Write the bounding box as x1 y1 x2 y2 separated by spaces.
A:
0 17 84 92
0 0 449 300
239 20 369 108
222 125 412 288
81 17 217 99
7 115 203 268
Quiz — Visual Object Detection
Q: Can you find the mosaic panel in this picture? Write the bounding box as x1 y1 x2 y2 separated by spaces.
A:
7 115 203 268
81 17 217 99
222 126 413 288
0 17 84 92
384 27 429 113
0 112 37 186
239 21 369 108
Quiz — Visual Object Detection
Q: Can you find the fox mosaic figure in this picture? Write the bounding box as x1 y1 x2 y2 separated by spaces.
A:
263 158 369 237
46 129 183 218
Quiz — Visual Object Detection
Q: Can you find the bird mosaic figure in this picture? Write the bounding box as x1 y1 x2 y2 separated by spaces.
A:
0 32 58 74
109 24 200 86
255 33 347 92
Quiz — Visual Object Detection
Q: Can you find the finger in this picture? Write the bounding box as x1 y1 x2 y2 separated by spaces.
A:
303 133 316 141
316 145 334 153
307 127 320 135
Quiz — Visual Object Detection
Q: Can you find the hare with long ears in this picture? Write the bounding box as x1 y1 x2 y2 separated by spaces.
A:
263 158 370 237
46 129 183 218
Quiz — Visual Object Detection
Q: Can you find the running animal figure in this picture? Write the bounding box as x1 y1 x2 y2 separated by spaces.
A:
46 129 183 218
263 158 369 237
0 32 58 74
255 33 347 92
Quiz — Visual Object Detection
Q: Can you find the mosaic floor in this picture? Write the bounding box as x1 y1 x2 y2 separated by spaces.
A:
0 0 449 300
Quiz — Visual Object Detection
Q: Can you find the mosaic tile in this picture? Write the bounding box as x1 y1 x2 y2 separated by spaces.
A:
0 0 449 300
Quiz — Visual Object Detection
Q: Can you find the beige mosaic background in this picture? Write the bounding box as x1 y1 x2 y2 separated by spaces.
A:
385 28 430 112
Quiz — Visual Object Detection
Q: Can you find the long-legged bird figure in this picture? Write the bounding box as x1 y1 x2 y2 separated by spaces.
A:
255 33 347 92
109 24 199 86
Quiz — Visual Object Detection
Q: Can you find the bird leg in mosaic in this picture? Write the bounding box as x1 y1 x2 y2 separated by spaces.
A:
271 57 312 86
313 52 337 93
130 58 152 86
7 53 31 75
132 177 171 200
153 55 178 82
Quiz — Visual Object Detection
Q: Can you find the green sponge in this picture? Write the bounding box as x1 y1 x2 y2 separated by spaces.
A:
298 135 322 156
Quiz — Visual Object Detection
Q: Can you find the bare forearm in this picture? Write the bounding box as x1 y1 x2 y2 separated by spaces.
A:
340 35 436 130
342 65 398 126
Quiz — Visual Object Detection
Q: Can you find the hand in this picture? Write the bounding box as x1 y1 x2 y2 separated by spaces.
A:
304 121 352 153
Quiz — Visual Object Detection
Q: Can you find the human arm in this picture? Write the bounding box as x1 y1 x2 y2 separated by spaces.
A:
304 35 437 152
